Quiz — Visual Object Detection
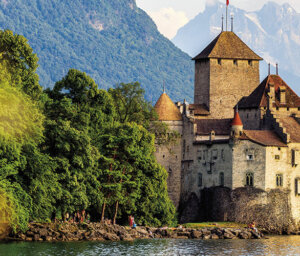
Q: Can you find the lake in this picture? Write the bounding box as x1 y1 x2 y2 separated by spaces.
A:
0 236 299 256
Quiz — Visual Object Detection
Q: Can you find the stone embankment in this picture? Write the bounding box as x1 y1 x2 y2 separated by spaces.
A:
6 223 265 242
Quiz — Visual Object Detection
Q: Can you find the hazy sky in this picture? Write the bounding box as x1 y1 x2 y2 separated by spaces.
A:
136 0 300 38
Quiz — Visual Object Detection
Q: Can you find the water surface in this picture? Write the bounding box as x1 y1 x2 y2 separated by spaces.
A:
0 236 300 256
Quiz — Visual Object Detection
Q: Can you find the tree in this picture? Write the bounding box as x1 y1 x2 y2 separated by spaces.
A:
0 30 42 100
44 69 115 218
109 82 156 127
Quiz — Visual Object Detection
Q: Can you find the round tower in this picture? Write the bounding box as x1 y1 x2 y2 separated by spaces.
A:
154 91 183 209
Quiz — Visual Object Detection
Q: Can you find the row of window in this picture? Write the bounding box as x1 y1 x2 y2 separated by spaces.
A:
198 149 225 162
217 59 253 66
198 173 284 188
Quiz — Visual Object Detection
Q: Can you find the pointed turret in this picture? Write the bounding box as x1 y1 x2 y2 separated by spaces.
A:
154 92 182 121
231 107 243 138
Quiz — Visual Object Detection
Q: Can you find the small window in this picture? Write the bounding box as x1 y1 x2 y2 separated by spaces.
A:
233 60 238 66
198 173 203 187
292 149 298 166
246 173 254 186
248 60 253 66
276 107 279 110
221 149 225 161
212 150 218 160
287 107 290 111
247 154 254 161
218 59 221 65
220 172 224 186
187 146 190 153
295 179 300 195
275 155 280 160
163 155 165 159
276 174 283 187
203 150 208 161
190 111 193 114
246 113 249 119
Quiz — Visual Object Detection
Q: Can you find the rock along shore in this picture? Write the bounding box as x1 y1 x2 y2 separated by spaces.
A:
5 223 266 242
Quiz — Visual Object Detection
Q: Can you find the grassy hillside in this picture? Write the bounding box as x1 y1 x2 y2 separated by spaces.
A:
0 0 194 103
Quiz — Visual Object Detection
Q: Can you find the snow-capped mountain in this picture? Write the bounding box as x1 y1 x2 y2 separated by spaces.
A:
172 1 300 95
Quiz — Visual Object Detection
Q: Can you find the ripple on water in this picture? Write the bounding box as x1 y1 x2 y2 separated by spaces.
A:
0 236 300 256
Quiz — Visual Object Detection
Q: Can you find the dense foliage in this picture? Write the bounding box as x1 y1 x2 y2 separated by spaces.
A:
0 0 193 103
0 30 176 233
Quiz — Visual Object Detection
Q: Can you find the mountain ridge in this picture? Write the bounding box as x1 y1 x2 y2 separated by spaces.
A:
0 0 194 103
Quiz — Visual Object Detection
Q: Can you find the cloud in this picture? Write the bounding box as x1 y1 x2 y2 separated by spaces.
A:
149 7 189 39
206 0 218 7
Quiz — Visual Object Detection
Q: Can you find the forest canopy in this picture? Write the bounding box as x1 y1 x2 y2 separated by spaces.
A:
0 30 176 232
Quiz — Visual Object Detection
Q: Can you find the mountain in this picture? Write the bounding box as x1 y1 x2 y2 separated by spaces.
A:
172 1 300 95
0 0 194 103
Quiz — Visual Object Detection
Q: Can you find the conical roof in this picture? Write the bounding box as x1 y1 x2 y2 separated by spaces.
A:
231 109 243 126
193 31 263 61
154 93 182 121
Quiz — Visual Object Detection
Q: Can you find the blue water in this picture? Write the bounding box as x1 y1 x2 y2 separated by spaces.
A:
0 236 300 256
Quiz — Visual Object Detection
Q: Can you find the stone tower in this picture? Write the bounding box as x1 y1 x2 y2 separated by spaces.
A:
193 31 263 119
154 92 183 208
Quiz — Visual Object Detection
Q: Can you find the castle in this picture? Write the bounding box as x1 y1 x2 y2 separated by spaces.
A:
154 31 300 230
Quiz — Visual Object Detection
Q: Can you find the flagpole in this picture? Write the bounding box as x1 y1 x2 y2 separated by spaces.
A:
226 1 228 31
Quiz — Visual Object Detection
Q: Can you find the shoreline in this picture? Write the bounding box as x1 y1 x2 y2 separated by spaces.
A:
2 222 268 242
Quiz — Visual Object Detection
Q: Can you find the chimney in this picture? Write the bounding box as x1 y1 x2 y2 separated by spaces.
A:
276 63 279 75
267 82 275 109
268 63 270 75
279 86 286 104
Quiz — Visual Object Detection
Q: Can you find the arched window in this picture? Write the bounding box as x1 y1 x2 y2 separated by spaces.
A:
246 173 254 186
276 174 283 187
220 172 224 186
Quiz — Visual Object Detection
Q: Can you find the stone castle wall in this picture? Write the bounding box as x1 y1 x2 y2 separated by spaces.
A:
239 109 263 130
180 187 298 233
194 60 210 108
194 59 260 119
232 140 266 190
155 121 183 208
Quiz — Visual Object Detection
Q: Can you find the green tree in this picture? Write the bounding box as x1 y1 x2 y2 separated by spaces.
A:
0 30 42 99
109 82 156 127
44 69 115 218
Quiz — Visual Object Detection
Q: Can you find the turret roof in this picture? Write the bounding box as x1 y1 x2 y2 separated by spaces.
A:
154 92 182 121
231 109 243 126
193 31 263 61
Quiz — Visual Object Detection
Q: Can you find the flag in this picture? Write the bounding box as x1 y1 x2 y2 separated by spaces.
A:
227 0 229 6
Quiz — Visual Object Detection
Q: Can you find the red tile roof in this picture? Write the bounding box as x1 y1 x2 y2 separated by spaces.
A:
241 130 287 147
231 110 243 126
193 32 263 61
278 116 300 143
238 75 300 109
195 119 232 135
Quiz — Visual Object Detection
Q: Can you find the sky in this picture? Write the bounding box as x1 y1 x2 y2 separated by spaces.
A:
136 0 300 39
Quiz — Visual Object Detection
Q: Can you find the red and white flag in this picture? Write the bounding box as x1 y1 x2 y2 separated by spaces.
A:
227 0 229 6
